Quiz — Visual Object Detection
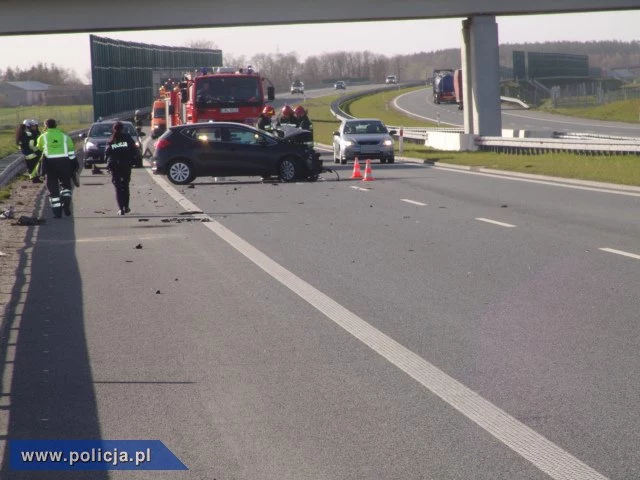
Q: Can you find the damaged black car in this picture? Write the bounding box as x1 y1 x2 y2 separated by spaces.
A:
152 122 321 185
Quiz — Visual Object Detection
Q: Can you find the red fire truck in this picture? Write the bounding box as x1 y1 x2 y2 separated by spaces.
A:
180 66 275 126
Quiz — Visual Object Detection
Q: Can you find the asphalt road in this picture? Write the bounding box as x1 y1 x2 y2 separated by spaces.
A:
394 88 640 137
2 125 639 479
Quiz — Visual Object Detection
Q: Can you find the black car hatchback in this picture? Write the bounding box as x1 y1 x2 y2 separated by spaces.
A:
152 122 322 185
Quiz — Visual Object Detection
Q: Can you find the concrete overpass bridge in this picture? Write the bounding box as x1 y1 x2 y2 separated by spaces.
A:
2 0 640 135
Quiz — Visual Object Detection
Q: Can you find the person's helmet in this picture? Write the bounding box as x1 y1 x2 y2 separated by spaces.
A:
22 119 33 127
281 105 294 117
262 105 275 117
294 105 306 118
31 119 39 127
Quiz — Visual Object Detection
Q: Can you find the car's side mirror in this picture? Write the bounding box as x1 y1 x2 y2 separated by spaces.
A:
267 86 275 101
389 130 397 136
79 133 85 139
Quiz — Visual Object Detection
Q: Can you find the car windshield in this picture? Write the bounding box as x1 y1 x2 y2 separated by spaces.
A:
89 123 137 138
196 76 263 107
344 121 387 134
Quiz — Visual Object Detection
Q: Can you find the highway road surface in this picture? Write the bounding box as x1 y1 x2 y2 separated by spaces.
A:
1 120 639 480
394 88 640 138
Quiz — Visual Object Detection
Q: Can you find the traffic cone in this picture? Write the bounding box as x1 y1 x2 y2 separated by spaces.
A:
362 160 375 182
350 157 363 179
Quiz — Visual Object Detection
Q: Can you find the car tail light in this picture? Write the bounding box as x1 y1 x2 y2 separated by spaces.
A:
155 138 171 150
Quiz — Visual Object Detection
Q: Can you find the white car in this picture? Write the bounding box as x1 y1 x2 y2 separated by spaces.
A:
386 75 398 84
332 118 396 165
290 80 304 94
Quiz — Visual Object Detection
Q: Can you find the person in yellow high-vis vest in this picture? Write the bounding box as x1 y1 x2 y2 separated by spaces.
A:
35 119 76 218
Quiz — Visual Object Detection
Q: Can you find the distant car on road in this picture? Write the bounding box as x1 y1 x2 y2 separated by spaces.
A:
152 122 322 185
80 120 144 169
334 81 346 90
290 80 305 94
332 118 396 165
386 75 398 84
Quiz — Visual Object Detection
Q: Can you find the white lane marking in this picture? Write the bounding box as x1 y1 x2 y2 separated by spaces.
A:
147 171 609 480
401 199 427 206
599 247 640 260
350 186 370 192
475 217 517 228
435 166 640 198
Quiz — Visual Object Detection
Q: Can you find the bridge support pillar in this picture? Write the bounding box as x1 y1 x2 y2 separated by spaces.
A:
462 15 502 136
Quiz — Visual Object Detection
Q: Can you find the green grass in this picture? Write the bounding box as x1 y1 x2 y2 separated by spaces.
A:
311 86 640 186
0 184 11 201
0 105 94 158
537 99 640 123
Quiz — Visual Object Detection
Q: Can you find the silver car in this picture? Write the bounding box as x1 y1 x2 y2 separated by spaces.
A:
332 118 396 164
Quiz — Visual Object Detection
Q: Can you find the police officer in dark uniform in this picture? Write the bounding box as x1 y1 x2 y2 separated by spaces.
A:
105 121 138 215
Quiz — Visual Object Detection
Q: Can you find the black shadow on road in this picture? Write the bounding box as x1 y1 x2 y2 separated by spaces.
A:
0 190 108 480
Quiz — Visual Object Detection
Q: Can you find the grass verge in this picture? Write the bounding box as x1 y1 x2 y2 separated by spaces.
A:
313 86 640 186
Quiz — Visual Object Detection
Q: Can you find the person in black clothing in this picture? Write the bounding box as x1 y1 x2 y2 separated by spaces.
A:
256 105 275 131
105 121 138 215
294 105 313 131
277 105 297 127
15 120 42 183
134 110 143 135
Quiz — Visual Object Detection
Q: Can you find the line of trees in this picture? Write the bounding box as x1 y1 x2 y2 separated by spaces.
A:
2 40 638 93
0 62 83 85
222 40 640 91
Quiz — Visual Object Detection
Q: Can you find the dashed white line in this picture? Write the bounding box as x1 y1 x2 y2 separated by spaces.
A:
148 168 609 480
599 247 640 260
350 186 370 192
475 217 517 228
401 199 427 206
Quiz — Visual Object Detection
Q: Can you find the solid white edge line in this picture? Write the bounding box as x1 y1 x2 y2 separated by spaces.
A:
599 247 640 260
145 166 609 480
475 217 517 228
435 166 640 198
401 199 427 206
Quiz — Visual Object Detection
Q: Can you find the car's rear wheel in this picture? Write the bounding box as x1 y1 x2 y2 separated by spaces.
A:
167 159 194 185
388 156 395 164
278 157 298 182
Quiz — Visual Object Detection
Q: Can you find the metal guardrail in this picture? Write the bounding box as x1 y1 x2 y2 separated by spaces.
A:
476 136 640 154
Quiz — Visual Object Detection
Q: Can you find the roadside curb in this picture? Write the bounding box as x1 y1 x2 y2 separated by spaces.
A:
396 155 640 194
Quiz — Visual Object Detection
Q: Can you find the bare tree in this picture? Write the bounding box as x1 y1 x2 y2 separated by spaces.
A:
184 39 219 50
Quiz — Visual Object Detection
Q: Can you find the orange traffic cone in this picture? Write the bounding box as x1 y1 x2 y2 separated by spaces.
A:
350 157 363 179
362 159 375 182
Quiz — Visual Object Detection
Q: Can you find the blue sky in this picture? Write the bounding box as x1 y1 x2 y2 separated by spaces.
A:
0 11 639 82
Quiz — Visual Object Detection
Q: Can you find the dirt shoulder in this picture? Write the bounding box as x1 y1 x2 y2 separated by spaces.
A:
0 177 46 317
